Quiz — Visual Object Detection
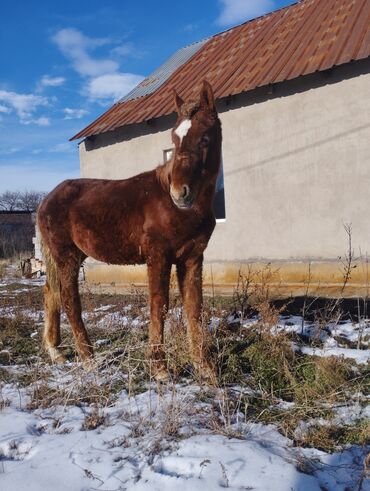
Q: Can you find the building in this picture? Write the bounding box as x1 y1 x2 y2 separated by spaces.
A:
71 0 370 294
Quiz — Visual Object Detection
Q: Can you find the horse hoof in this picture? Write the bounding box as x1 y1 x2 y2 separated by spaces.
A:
47 347 67 364
151 366 169 382
78 346 94 363
195 360 218 386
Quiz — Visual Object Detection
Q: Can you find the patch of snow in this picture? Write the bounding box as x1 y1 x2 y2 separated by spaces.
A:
93 304 116 312
331 320 370 343
0 381 367 491
333 403 370 425
295 344 370 364
241 318 259 328
209 316 221 330
95 338 111 347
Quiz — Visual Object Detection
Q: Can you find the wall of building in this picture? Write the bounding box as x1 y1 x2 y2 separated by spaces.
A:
79 61 370 292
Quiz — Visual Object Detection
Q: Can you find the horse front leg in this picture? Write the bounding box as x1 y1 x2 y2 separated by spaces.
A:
177 255 216 382
147 257 171 380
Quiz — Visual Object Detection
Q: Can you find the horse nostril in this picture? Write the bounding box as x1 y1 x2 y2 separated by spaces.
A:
181 185 189 199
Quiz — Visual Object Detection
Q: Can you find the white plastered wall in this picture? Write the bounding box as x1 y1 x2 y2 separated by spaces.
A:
79 63 370 266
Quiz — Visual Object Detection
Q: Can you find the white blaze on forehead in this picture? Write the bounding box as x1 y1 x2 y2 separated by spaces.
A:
175 119 192 143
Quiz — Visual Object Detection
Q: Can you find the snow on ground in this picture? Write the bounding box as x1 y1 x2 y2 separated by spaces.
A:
0 375 368 491
296 344 370 364
0 273 369 490
214 311 370 364
0 276 45 289
274 314 370 347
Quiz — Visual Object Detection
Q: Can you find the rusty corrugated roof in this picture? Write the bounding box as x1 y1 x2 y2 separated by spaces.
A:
71 0 370 140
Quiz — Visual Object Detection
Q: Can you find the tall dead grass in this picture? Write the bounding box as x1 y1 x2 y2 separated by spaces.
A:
1 250 369 454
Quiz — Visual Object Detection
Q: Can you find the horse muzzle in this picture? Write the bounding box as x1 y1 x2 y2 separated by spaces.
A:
170 184 194 209
170 193 194 209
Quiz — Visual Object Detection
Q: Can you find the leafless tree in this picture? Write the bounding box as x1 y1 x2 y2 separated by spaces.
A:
18 190 47 211
0 190 46 211
0 191 21 211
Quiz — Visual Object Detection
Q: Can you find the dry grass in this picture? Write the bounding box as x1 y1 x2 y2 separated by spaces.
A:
0 317 41 364
0 259 7 278
295 420 370 452
0 259 369 454
81 407 107 431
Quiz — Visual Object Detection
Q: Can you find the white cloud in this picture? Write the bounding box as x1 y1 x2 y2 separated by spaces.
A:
52 28 144 103
217 0 275 26
0 147 21 155
0 104 11 114
22 116 50 126
0 90 48 122
50 142 74 153
111 43 135 57
184 23 198 32
40 75 66 87
34 117 50 126
63 107 88 119
52 28 118 77
86 73 144 102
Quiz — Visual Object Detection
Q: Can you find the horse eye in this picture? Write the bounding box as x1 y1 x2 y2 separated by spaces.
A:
200 136 210 146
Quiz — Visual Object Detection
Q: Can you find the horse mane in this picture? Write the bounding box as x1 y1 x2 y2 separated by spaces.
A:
179 100 199 118
156 159 173 191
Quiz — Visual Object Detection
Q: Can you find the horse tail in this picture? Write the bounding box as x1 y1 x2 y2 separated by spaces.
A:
36 215 61 307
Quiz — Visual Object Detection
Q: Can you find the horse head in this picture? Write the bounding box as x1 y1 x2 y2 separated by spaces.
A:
169 81 221 209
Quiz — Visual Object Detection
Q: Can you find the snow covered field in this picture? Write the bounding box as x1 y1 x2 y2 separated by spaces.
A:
1 378 368 491
0 269 369 490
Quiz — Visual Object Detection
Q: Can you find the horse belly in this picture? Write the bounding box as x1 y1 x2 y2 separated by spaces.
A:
72 226 144 265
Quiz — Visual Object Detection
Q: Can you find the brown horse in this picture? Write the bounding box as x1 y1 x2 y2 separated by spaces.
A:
37 80 222 380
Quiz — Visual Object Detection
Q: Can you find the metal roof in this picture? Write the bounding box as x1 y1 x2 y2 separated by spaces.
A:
118 38 209 103
71 0 370 140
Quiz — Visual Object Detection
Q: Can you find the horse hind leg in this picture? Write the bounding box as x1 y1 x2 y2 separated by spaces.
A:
41 238 65 363
42 239 92 363
58 258 94 362
43 280 65 363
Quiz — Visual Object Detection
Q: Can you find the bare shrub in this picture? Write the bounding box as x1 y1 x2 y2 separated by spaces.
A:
165 303 190 379
27 383 68 410
210 388 244 439
295 420 370 452
232 264 286 328
0 260 6 278
81 407 107 431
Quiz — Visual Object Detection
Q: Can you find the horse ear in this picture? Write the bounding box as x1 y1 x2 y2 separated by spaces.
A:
173 89 184 115
199 80 215 111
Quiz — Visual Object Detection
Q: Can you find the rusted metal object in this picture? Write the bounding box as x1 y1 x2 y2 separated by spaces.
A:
71 0 370 141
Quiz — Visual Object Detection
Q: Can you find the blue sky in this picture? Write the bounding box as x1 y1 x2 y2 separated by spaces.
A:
0 0 294 192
